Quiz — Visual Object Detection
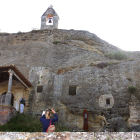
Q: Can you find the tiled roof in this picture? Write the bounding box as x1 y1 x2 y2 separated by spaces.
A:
0 65 33 88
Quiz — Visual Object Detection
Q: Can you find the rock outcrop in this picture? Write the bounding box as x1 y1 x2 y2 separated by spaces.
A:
0 29 140 131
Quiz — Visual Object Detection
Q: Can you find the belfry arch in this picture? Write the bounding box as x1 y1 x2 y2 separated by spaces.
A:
46 14 53 25
41 5 59 30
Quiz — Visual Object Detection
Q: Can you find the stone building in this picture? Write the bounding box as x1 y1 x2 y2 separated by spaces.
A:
0 8 140 131
0 65 33 124
40 5 59 30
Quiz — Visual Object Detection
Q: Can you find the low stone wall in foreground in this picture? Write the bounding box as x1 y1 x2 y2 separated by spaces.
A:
0 132 140 140
0 104 16 125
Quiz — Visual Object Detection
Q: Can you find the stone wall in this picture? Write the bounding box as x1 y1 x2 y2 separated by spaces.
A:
27 60 140 131
0 132 140 140
0 104 16 125
128 95 140 129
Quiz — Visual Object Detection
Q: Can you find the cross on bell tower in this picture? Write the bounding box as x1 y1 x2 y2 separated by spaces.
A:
41 5 59 30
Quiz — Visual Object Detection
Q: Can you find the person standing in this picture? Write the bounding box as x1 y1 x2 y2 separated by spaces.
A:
40 109 58 132
19 96 25 113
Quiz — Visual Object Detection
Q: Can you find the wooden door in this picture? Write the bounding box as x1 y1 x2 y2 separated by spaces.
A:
83 110 88 131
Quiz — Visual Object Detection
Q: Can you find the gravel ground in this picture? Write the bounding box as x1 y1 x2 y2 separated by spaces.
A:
0 132 140 140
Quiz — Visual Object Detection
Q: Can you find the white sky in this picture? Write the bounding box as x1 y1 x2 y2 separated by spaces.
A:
0 0 140 51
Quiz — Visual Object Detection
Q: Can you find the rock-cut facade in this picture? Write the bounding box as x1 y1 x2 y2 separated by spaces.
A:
0 6 140 132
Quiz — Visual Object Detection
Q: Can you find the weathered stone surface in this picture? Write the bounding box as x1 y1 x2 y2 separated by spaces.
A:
95 132 132 140
99 93 114 108
0 105 16 125
0 132 47 140
128 95 140 129
133 132 140 140
0 132 139 140
0 29 140 131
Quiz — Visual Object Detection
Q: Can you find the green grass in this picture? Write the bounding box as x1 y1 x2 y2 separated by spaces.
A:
0 114 42 132
0 114 71 132
105 51 128 60
128 86 138 94
129 58 134 61
53 41 60 44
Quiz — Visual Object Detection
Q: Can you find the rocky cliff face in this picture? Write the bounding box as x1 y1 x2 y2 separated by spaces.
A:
0 29 140 131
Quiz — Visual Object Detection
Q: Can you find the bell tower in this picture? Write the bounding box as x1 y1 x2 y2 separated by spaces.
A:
41 5 59 30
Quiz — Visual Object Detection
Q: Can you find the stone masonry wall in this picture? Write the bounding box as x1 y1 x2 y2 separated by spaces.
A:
0 132 138 140
0 105 16 125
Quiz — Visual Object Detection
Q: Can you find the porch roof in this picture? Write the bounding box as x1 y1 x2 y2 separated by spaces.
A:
0 65 33 88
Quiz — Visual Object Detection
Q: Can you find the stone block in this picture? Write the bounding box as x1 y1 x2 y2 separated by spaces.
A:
70 132 94 140
0 106 16 125
0 108 4 112
133 132 140 140
0 119 7 125
0 111 5 115
0 114 4 119
94 132 132 140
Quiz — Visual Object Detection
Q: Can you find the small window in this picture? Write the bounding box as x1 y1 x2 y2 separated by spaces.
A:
69 87 76 95
106 98 110 105
37 86 43 92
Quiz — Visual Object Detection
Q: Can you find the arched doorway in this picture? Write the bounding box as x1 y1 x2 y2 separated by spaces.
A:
1 92 14 106
46 14 53 25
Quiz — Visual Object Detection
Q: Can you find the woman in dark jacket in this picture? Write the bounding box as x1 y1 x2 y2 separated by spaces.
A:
40 109 58 132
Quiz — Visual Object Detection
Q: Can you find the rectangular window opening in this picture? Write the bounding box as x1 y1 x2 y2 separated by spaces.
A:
37 86 43 93
69 86 76 95
106 98 110 105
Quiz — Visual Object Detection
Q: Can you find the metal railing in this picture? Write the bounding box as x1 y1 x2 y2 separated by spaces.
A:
0 95 6 104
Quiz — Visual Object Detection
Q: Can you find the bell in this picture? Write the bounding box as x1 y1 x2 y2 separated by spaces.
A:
49 18 52 23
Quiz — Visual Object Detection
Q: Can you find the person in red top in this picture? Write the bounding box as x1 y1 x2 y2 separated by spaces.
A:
40 109 58 132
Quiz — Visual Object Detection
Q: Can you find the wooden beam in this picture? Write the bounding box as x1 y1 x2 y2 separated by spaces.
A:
0 79 8 83
13 73 28 88
0 70 8 73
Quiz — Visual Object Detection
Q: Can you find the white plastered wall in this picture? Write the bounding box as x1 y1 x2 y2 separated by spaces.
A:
0 80 28 111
